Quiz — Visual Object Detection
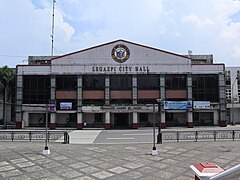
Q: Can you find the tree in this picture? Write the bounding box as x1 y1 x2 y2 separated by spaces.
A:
0 66 14 128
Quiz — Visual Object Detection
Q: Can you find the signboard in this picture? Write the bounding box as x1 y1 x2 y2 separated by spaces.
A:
164 101 192 110
60 102 72 110
48 100 56 112
193 101 210 109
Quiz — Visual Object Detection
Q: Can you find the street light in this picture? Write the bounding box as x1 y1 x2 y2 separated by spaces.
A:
156 99 162 144
231 76 239 125
151 103 158 156
43 102 50 155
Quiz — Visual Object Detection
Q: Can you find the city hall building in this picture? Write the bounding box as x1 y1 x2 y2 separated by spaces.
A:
15 40 226 129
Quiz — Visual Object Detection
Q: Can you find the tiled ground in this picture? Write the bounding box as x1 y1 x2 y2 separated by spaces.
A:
0 141 240 179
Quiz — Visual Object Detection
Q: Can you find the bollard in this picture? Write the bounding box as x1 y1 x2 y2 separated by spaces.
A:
190 162 224 180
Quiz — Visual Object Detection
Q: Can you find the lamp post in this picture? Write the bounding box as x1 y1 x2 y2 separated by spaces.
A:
43 102 50 155
151 103 158 156
231 76 239 125
156 99 162 144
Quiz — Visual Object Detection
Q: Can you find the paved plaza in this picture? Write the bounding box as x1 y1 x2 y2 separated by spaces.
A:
0 140 240 179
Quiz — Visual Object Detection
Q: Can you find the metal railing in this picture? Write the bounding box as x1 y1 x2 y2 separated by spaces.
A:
0 130 69 144
162 130 240 142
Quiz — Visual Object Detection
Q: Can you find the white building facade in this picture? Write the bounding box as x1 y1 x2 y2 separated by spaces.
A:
15 40 226 129
225 67 240 124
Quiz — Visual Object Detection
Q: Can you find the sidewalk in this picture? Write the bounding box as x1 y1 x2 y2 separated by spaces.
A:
0 141 240 179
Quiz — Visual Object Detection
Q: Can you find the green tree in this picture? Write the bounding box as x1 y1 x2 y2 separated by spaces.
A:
0 66 14 128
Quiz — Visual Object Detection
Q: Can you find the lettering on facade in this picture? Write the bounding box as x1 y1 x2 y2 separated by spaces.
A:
92 66 149 73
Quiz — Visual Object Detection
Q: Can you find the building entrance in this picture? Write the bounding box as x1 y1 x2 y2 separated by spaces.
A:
114 113 129 128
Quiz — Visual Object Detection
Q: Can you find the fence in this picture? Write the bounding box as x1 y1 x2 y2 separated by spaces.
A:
162 130 240 142
0 130 69 143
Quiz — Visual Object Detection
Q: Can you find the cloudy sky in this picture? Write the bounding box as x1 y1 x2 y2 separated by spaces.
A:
0 0 240 67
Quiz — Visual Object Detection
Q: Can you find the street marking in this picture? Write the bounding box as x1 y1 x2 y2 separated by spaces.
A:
107 137 135 140
122 133 152 136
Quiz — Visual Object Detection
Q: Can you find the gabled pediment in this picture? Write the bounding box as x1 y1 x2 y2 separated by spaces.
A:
51 39 191 66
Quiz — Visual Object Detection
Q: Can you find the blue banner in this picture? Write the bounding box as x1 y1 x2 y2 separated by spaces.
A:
164 101 192 110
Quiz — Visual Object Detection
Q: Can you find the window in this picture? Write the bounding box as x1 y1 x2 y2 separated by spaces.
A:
165 75 187 90
110 75 132 90
83 75 105 90
225 70 231 85
23 75 50 104
192 74 219 102
226 89 231 100
56 75 77 90
137 75 159 90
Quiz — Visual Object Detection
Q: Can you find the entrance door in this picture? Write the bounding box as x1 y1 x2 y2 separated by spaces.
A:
114 113 129 128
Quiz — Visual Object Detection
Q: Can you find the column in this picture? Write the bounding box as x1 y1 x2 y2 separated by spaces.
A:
50 75 56 129
23 111 29 127
187 111 193 128
161 112 166 128
187 74 193 128
77 112 83 129
77 75 83 129
132 112 138 129
105 75 110 105
160 74 166 128
105 112 110 129
132 75 137 105
214 110 219 125
219 73 227 126
16 75 23 129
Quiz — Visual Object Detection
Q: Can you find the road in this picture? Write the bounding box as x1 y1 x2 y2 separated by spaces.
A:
68 125 240 144
94 129 155 144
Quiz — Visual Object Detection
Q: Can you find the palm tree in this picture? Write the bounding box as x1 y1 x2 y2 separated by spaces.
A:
0 66 14 128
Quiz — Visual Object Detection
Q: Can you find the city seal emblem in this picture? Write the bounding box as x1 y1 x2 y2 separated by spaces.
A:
111 44 130 63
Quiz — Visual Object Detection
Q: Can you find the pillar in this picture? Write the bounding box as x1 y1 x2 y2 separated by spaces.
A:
105 112 110 129
132 75 137 105
214 110 219 126
187 74 193 128
50 113 56 129
105 75 110 105
132 112 138 129
23 112 29 127
16 75 23 129
50 75 56 129
187 111 193 128
77 75 83 129
160 112 166 129
219 73 227 126
77 113 83 129
160 74 166 128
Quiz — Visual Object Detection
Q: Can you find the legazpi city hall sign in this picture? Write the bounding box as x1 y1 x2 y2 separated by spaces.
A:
92 44 150 73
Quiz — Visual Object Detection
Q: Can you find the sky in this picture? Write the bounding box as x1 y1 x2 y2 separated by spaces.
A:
0 0 240 67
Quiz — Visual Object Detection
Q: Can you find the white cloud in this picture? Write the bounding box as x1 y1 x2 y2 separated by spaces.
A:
182 13 215 28
1 0 240 67
220 22 240 39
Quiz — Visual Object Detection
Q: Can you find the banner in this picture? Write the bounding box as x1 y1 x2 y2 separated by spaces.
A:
164 101 192 110
193 101 210 109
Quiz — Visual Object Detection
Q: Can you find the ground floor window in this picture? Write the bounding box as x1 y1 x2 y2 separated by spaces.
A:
139 113 150 127
56 113 77 127
193 112 213 126
94 113 104 128
165 112 186 127
29 113 48 127
113 113 129 128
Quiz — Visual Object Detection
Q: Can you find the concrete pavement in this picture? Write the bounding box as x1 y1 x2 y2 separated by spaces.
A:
0 140 240 179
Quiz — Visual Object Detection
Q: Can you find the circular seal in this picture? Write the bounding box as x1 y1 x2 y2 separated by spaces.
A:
111 44 130 63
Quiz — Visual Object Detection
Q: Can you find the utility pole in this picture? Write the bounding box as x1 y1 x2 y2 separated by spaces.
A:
51 0 56 56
